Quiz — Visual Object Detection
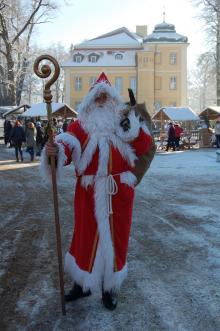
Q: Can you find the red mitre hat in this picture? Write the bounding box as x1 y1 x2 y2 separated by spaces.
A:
93 72 111 87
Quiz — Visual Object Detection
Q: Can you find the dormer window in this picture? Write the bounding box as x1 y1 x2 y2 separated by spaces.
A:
88 53 99 63
115 53 123 60
73 53 84 63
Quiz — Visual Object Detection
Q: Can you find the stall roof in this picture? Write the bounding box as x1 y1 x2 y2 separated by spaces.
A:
152 107 199 121
2 104 30 117
20 102 77 118
199 106 220 120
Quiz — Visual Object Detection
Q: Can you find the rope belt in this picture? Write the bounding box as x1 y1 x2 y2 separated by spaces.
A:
106 174 118 215
77 173 121 215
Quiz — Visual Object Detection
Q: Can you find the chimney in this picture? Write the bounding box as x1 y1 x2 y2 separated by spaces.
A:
136 25 148 38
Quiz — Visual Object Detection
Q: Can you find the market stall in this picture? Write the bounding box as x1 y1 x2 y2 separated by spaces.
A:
20 102 77 119
152 107 200 149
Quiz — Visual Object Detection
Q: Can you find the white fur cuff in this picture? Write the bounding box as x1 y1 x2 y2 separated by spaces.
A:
39 143 67 184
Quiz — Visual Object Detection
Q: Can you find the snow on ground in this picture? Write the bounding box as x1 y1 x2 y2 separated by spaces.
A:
0 145 220 331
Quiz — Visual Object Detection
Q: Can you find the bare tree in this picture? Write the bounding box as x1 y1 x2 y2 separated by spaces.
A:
0 0 58 106
20 42 69 105
188 51 216 111
192 0 220 105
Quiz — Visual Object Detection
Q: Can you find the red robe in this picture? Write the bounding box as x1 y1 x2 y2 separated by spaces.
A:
54 119 152 292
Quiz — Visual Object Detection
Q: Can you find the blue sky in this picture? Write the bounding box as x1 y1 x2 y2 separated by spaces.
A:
34 0 206 69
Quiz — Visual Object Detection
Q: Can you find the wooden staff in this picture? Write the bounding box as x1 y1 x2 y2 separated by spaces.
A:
34 55 66 316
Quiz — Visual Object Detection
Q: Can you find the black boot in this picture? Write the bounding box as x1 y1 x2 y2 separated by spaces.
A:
65 283 91 302
102 290 118 310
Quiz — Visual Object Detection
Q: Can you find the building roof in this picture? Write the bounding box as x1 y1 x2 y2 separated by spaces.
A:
199 106 220 120
152 107 199 121
143 21 188 43
20 103 77 118
74 27 142 49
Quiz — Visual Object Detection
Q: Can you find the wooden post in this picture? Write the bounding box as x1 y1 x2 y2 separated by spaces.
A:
34 55 66 316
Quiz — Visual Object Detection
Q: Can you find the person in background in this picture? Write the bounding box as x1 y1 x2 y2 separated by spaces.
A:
166 122 176 151
214 117 220 148
4 119 13 147
36 121 44 156
26 122 36 162
174 122 183 150
10 120 26 162
62 119 68 132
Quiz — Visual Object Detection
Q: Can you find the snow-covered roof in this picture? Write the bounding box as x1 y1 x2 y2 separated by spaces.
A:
152 107 199 121
2 104 30 117
20 102 77 118
143 21 188 43
76 27 142 49
62 50 137 67
199 106 220 120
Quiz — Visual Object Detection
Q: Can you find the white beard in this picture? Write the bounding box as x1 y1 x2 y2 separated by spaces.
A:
80 101 121 138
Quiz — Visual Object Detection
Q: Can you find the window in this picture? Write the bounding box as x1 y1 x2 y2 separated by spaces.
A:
115 77 123 93
115 53 123 60
73 53 83 63
130 77 136 94
75 77 82 91
89 76 96 87
170 52 177 65
88 53 99 63
90 55 97 63
169 76 177 90
75 56 82 63
155 77 161 90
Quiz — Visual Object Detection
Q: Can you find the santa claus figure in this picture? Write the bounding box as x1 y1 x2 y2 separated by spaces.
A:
42 72 155 310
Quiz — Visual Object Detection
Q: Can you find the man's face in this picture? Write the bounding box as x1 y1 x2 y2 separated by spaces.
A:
95 93 108 107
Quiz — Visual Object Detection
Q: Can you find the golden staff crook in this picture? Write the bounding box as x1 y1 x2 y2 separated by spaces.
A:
34 54 66 316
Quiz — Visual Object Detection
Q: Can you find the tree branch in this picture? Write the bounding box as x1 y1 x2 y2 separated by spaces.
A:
12 0 43 44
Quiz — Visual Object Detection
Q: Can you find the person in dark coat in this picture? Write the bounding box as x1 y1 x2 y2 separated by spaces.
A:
4 119 12 146
10 120 26 162
36 122 44 156
166 122 176 151
26 122 36 162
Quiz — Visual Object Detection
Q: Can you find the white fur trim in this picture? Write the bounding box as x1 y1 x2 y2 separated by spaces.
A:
120 171 137 187
116 110 140 142
39 143 67 184
97 137 109 176
77 136 98 175
55 132 81 168
64 250 128 293
80 175 94 189
110 134 137 167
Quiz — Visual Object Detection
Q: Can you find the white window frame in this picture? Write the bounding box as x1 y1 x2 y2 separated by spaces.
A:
115 77 123 94
75 77 82 91
115 53 123 60
75 55 82 63
90 55 97 63
170 52 177 65
169 76 177 90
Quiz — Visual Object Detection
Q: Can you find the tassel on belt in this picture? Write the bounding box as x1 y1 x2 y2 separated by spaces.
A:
106 174 118 215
